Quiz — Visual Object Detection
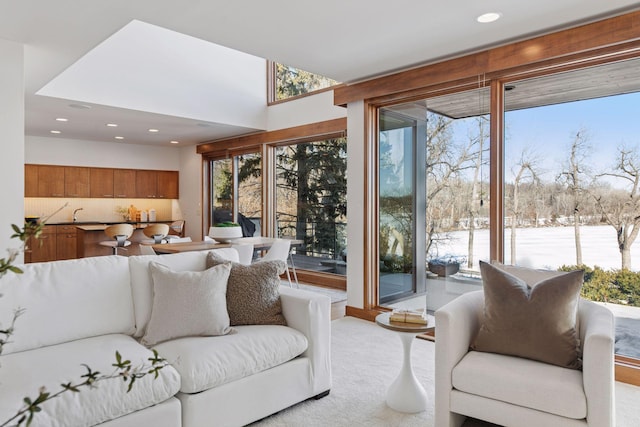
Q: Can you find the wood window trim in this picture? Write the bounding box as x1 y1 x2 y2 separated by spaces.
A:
197 118 347 155
343 10 640 385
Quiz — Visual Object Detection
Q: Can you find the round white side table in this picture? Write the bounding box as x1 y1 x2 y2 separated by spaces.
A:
375 312 430 413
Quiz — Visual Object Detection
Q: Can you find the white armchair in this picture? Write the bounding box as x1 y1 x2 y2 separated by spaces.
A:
435 290 615 427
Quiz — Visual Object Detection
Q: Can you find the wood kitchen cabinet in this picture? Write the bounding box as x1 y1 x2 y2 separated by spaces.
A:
113 169 136 198
24 225 56 263
56 225 78 260
37 165 65 197
25 165 178 199
90 168 114 198
65 167 90 197
136 170 179 198
135 170 158 198
25 164 39 197
157 171 179 198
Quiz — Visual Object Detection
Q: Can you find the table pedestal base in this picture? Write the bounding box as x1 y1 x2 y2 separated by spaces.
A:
386 331 428 413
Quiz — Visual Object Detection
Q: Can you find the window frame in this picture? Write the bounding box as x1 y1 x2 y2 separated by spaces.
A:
337 11 640 384
267 60 343 105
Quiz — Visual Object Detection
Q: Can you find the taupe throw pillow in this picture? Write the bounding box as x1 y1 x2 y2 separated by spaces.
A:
206 252 287 326
141 261 232 346
472 261 584 369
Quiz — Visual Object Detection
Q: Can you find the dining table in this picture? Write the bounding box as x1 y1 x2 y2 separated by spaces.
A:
149 236 302 255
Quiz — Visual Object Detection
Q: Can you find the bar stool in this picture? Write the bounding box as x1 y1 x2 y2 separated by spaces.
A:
99 224 134 255
142 223 170 244
165 220 185 241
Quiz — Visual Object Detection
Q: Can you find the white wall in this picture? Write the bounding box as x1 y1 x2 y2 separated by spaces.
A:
266 90 346 130
346 101 365 309
26 136 180 170
0 39 24 260
178 144 204 240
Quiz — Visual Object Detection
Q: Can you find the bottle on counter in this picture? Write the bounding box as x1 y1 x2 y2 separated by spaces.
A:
128 205 137 222
148 208 156 222
141 210 148 222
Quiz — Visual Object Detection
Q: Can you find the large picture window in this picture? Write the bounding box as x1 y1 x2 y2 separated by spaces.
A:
275 137 347 276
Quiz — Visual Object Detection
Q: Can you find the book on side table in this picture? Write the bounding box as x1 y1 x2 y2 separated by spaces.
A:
389 308 428 325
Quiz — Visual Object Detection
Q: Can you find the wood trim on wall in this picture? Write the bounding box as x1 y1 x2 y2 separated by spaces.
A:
334 10 640 106
197 118 347 155
489 80 505 263
295 270 346 290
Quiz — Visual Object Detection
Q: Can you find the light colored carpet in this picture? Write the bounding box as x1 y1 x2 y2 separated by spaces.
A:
252 316 640 427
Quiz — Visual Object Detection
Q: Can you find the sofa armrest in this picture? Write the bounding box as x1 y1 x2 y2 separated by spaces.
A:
579 300 615 427
435 290 484 427
279 286 332 395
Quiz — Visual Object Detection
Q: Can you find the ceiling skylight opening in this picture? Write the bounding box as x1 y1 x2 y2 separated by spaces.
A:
477 12 502 23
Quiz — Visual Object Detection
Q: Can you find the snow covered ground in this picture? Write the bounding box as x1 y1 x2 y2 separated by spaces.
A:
434 224 636 271
420 225 640 357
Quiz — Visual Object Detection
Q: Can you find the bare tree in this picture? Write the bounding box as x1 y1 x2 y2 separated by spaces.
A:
508 150 541 264
556 130 591 265
465 116 489 268
593 146 640 269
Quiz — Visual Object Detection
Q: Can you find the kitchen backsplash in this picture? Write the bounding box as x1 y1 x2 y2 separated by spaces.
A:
25 198 179 224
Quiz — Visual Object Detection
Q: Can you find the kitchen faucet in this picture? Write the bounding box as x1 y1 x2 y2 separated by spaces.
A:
73 208 84 222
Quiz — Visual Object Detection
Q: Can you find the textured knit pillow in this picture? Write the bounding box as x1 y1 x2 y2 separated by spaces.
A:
206 252 287 326
472 261 584 369
141 261 232 346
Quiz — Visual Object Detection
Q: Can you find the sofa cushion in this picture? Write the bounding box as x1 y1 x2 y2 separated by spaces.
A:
0 334 181 426
452 351 587 419
207 252 287 326
130 251 215 337
154 325 308 394
472 261 583 368
0 256 134 355
141 262 233 346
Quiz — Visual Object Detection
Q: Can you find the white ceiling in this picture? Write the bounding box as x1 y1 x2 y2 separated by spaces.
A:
2 0 639 146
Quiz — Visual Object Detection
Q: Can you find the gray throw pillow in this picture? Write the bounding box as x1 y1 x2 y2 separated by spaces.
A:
472 260 584 369
206 252 287 326
141 261 232 346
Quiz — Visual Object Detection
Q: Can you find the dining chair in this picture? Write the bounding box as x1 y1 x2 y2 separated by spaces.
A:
256 239 298 287
231 243 254 265
99 223 134 255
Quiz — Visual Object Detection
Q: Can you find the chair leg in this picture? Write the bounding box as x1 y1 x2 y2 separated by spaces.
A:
289 253 299 288
285 268 293 288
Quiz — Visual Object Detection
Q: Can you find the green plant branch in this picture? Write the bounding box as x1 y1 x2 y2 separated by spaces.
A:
0 350 168 427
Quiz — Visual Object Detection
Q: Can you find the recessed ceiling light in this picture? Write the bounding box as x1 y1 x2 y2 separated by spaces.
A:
50 130 61 134
68 103 92 109
477 12 501 23
170 140 179 144
148 128 159 133
55 117 68 122
114 136 124 140
106 123 118 127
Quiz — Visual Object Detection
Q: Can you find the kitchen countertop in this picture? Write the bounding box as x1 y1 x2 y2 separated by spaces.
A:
48 220 174 226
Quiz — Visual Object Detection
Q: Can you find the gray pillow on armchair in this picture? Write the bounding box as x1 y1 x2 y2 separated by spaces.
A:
472 261 584 369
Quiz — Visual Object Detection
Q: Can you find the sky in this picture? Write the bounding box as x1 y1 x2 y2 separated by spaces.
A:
503 92 640 186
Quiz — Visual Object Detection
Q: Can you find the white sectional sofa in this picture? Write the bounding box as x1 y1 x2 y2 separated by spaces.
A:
0 251 331 427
